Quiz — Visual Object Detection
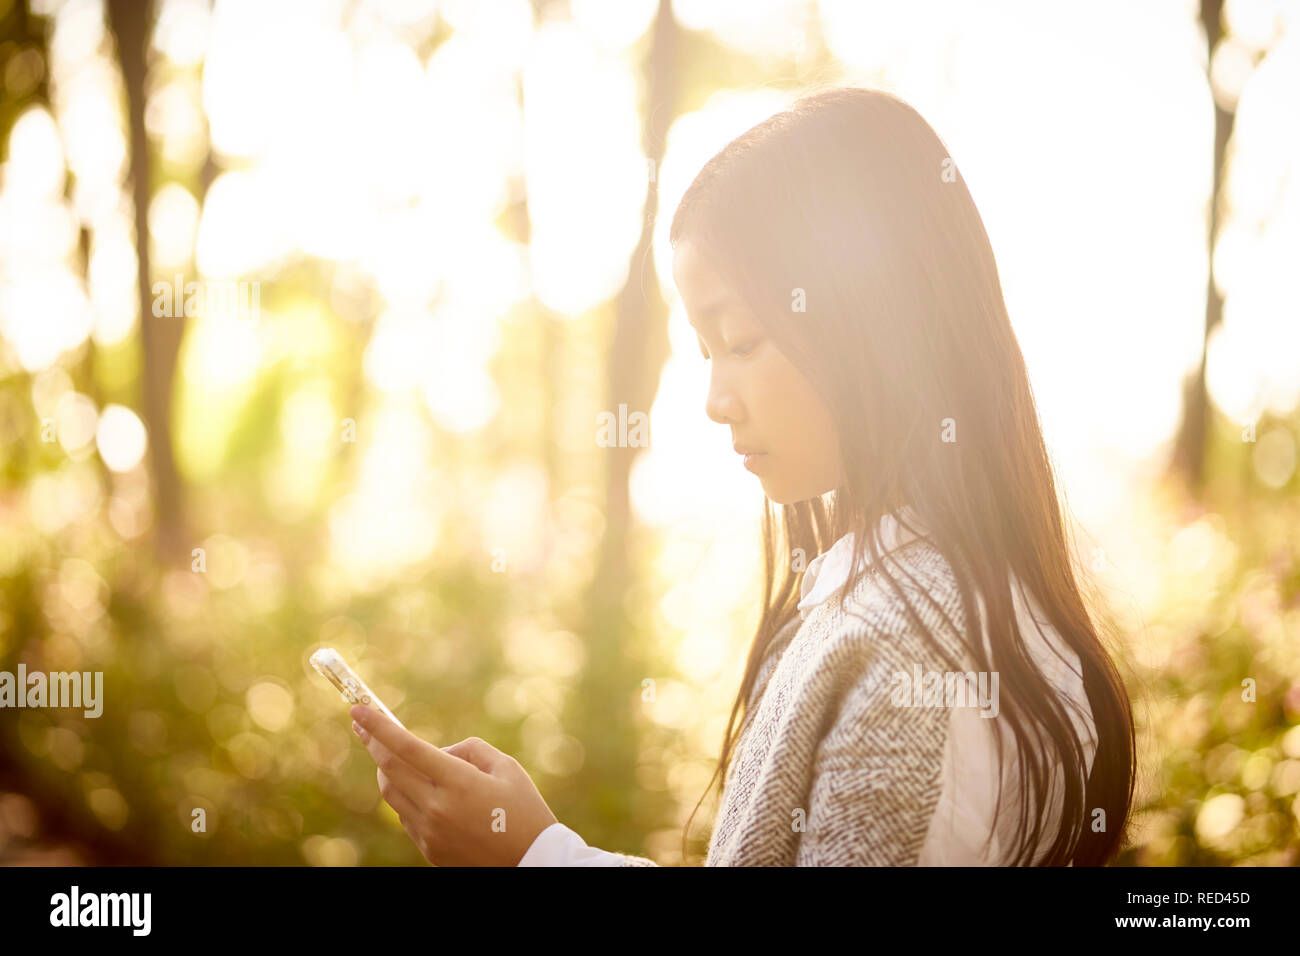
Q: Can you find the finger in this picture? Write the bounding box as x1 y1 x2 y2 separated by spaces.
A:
380 772 444 864
377 766 422 821
441 737 507 774
351 705 475 785
362 729 437 806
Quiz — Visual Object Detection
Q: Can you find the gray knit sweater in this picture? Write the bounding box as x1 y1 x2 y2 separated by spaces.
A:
614 534 973 866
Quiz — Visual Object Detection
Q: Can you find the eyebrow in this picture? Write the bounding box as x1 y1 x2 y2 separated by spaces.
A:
686 299 730 331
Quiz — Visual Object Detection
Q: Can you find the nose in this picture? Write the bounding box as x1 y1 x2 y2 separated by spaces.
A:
705 367 744 426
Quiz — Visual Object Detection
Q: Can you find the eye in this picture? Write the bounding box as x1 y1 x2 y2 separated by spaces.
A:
729 338 760 358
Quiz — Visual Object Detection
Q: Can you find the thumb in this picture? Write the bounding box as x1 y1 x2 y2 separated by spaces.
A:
441 737 506 774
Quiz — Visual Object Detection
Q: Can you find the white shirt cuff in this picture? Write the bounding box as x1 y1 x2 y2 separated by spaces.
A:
517 822 628 866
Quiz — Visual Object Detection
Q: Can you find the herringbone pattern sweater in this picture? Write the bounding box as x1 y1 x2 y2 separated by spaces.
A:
613 534 971 866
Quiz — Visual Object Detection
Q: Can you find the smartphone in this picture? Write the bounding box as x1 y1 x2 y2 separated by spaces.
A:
310 647 405 730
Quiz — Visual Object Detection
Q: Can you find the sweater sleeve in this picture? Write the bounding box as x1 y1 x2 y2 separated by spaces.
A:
516 822 659 866
794 643 953 866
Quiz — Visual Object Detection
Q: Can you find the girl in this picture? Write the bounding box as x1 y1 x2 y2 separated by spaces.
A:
349 85 1137 866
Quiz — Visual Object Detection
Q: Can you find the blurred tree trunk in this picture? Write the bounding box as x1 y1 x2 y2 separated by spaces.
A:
0 3 50 155
0 4 154 868
1169 0 1235 490
107 0 187 560
570 0 679 852
597 11 675 584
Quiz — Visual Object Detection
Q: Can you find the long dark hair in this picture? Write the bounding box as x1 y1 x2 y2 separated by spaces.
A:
670 86 1135 866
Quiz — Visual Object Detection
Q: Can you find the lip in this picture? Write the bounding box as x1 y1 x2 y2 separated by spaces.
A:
740 451 767 473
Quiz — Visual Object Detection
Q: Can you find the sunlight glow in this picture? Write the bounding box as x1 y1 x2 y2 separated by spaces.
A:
96 404 148 473
522 21 647 316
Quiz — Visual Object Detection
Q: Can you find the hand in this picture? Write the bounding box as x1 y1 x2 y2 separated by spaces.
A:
350 705 558 866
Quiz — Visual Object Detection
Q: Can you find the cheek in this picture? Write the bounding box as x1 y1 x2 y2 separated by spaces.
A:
764 356 823 439
765 355 839 474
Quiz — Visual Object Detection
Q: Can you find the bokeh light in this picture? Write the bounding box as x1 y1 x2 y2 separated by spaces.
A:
0 0 1297 870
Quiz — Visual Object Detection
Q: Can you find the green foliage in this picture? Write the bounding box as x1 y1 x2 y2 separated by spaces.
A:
1113 408 1300 865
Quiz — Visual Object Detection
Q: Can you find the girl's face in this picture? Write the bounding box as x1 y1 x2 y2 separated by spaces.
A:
672 238 844 505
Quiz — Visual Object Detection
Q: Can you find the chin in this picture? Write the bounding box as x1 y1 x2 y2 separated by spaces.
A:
764 481 832 507
762 483 797 506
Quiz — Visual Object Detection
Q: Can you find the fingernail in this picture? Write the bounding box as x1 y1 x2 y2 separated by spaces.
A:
352 720 363 737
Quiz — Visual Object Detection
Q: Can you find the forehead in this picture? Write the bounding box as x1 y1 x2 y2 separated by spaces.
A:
673 240 737 328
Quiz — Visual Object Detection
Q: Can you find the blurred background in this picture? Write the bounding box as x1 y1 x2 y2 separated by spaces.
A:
0 0 1297 866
